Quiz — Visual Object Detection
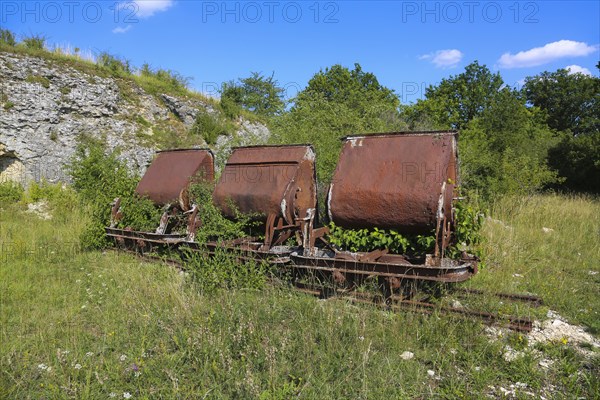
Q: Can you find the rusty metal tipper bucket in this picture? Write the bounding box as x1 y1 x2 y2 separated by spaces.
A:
136 149 215 206
327 131 458 256
212 145 318 251
106 148 215 250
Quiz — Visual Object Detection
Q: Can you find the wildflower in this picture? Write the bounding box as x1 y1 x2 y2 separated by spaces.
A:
119 354 127 362
427 370 435 377
74 363 82 370
86 352 94 357
561 337 568 345
358 336 364 341
109 393 117 398
131 363 139 372
38 363 48 370
400 351 414 360
123 392 132 399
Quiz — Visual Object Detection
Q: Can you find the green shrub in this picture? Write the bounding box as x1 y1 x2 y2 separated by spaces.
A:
327 224 436 256
21 34 46 50
0 29 16 46
96 51 132 76
189 110 230 145
0 181 24 205
188 180 261 243
66 136 160 249
327 199 484 260
139 63 190 92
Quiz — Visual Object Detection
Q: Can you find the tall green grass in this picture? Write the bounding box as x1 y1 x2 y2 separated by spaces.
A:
0 194 598 398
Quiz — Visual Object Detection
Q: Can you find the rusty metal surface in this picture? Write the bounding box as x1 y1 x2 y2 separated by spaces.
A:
213 145 317 225
327 131 458 233
135 149 214 205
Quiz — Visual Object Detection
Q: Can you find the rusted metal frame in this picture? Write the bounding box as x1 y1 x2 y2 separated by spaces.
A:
290 281 532 332
456 288 543 306
393 300 533 333
287 263 474 283
292 254 475 277
110 198 123 228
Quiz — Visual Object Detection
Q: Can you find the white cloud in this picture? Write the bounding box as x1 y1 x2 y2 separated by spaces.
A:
119 0 174 18
419 49 463 68
498 40 597 69
112 25 132 34
565 64 592 76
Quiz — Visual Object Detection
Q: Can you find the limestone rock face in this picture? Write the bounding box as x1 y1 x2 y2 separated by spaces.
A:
0 51 270 185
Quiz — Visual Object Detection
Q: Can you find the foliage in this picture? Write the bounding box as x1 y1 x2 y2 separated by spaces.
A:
21 34 46 50
446 200 485 259
1 193 599 398
328 224 414 254
187 180 261 243
189 110 231 145
299 63 399 112
459 88 559 199
96 52 132 75
221 72 286 117
547 132 600 193
523 68 600 135
0 181 23 205
138 63 191 93
271 63 404 185
66 137 159 248
328 199 484 260
25 75 51 88
182 246 270 293
410 61 504 130
0 29 16 46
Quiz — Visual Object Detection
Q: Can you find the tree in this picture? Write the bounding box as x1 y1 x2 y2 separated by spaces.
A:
220 72 286 118
523 68 599 135
271 63 403 184
410 61 504 130
296 63 399 116
459 88 559 198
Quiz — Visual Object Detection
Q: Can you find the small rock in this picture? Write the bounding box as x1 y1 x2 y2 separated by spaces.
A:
427 369 435 377
400 351 414 360
542 227 554 233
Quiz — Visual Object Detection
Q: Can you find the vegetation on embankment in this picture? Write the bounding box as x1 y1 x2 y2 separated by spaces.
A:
1 192 598 398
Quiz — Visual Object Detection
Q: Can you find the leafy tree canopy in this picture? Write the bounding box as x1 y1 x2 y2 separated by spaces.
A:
411 61 504 130
523 68 600 135
221 72 286 118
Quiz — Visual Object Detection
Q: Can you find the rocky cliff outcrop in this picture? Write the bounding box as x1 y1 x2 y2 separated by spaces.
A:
0 51 270 185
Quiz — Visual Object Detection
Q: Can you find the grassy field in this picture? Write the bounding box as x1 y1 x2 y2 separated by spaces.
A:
1 194 598 399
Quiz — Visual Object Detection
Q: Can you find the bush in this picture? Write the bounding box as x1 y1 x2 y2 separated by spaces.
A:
21 34 46 50
187 180 261 243
139 63 190 91
0 29 16 46
190 110 230 145
96 52 132 76
66 136 160 248
548 132 600 194
0 181 24 205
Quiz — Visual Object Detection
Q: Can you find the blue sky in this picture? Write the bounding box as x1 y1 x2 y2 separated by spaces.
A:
3 1 599 103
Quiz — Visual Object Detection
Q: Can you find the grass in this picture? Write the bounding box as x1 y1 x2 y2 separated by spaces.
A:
1 194 598 398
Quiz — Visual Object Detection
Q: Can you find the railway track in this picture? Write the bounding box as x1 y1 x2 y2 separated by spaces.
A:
110 248 539 333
